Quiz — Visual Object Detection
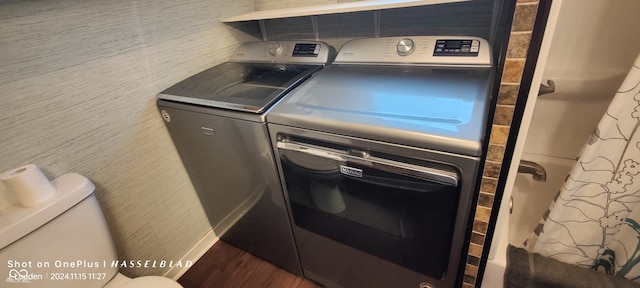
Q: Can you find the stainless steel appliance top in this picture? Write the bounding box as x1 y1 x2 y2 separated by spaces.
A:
267 36 494 157
158 41 335 113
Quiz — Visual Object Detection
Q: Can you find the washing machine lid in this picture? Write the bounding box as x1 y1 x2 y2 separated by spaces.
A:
267 64 494 157
158 62 322 113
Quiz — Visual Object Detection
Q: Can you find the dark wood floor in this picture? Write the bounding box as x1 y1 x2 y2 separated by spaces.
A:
179 241 323 288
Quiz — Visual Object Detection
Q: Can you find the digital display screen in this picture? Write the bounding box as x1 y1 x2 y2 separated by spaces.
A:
293 43 319 57
434 39 479 56
444 40 462 49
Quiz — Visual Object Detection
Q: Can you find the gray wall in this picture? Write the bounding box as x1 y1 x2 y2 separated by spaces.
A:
0 0 258 277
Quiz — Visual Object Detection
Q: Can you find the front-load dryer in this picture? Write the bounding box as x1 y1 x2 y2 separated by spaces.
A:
267 36 494 287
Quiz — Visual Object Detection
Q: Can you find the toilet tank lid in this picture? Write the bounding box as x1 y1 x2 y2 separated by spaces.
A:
0 173 95 250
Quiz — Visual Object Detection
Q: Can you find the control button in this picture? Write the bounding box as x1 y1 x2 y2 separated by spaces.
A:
268 42 281 56
397 38 415 56
471 40 480 53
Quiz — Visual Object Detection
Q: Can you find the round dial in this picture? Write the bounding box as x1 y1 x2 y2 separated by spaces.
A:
268 42 282 56
397 38 415 56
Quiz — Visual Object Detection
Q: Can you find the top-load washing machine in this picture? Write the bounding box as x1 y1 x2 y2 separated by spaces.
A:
157 41 335 275
267 36 494 288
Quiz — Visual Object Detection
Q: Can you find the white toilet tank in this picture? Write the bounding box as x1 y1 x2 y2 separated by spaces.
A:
0 173 119 288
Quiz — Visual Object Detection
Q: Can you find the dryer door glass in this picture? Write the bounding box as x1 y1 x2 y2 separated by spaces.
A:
277 138 461 279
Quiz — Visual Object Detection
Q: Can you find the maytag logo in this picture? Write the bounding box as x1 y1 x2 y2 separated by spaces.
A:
340 165 362 178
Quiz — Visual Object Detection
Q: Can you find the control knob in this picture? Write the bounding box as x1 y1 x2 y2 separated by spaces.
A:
268 42 282 56
397 38 415 56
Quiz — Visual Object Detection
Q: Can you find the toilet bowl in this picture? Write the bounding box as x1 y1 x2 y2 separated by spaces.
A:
0 173 184 288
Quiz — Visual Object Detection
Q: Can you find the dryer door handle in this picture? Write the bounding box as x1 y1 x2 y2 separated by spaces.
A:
277 140 458 187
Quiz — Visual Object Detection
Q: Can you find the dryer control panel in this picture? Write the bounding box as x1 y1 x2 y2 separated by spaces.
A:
433 39 480 56
231 41 337 65
335 36 491 67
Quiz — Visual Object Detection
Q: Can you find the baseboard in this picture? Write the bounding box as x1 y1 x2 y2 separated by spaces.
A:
163 229 219 280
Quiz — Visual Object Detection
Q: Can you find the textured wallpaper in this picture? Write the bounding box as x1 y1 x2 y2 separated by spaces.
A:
0 0 258 277
261 0 495 49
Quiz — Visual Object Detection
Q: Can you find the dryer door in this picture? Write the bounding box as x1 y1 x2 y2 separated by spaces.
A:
277 138 461 280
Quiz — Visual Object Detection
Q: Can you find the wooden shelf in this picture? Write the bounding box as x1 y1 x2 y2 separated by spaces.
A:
222 0 469 22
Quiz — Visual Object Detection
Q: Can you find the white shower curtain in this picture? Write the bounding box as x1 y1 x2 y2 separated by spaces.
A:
527 52 640 281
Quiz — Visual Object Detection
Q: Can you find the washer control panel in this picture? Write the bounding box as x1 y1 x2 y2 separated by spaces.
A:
335 36 491 66
231 41 336 64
